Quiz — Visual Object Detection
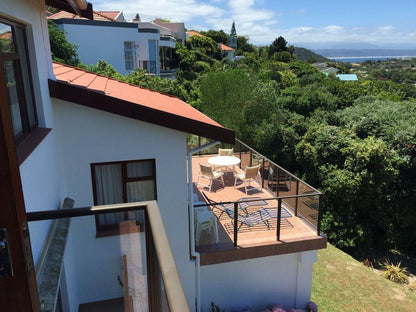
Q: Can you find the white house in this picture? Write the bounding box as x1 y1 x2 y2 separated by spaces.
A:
49 11 182 78
0 1 326 312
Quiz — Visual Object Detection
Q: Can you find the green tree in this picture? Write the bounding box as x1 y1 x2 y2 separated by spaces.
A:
186 35 220 59
47 20 79 66
268 36 288 58
200 30 229 44
175 42 197 71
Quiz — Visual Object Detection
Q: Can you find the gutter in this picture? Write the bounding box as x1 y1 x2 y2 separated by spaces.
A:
187 141 220 312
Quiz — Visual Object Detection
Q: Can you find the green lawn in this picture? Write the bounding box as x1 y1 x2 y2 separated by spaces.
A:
311 244 416 312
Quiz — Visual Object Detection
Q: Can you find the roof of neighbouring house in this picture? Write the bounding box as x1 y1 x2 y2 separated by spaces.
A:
0 32 12 39
186 31 204 37
95 11 121 20
220 43 234 51
322 67 339 74
48 10 116 21
336 74 359 81
49 62 234 143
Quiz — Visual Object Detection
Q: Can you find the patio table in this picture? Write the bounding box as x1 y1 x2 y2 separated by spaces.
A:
208 155 241 168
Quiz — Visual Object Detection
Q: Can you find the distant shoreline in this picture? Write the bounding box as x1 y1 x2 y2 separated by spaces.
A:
328 56 416 63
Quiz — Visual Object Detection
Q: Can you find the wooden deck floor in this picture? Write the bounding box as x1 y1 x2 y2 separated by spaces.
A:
192 155 326 264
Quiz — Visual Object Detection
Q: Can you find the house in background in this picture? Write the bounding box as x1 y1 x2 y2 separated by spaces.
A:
0 0 326 311
335 73 359 81
219 43 235 59
153 18 186 44
49 11 183 77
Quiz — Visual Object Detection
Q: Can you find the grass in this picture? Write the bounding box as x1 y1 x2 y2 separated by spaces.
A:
311 244 416 312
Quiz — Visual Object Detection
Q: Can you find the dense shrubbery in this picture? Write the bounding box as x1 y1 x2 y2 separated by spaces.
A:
196 50 416 255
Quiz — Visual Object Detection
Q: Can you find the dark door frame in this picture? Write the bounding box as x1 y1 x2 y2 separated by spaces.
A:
0 52 40 311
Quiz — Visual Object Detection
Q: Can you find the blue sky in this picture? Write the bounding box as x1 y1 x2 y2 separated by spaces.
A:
94 0 416 48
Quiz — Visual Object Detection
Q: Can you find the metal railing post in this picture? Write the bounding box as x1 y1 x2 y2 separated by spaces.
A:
233 202 239 246
249 150 253 167
261 158 265 189
239 143 242 169
317 194 322 236
198 136 201 156
277 198 282 241
276 167 280 197
295 181 299 216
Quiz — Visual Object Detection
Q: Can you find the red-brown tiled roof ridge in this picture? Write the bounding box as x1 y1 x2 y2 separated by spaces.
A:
186 31 204 37
95 11 121 20
49 62 234 143
48 10 115 21
220 43 234 51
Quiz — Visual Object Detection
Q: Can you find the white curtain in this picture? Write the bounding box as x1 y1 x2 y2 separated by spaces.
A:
127 162 155 223
95 164 125 225
127 161 153 178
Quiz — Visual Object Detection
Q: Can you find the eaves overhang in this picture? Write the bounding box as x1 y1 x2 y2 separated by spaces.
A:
48 79 235 144
46 0 93 20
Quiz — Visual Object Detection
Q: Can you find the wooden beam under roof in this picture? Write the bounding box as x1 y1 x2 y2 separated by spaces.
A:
45 0 93 19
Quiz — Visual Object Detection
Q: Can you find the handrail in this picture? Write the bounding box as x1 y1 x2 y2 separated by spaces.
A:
27 201 190 312
199 192 323 241
235 138 320 193
146 201 190 312
194 193 321 207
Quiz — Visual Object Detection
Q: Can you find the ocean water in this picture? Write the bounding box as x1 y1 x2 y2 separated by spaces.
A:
329 56 416 63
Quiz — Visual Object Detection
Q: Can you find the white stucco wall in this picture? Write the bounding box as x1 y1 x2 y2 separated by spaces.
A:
58 22 140 75
53 99 195 308
0 0 64 268
200 251 317 311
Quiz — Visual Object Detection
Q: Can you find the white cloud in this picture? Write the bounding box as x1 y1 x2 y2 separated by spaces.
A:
92 0 416 47
281 25 416 47
94 0 225 22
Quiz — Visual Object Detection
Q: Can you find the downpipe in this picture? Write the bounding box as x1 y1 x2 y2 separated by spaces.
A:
187 141 220 312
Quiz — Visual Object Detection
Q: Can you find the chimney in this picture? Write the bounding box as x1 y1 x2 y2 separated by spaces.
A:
133 13 141 22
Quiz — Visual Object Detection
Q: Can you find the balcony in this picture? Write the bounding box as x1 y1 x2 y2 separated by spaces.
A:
190 139 327 265
28 201 189 312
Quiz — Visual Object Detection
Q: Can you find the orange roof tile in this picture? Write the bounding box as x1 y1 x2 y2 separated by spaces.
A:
48 10 115 21
0 32 12 40
220 43 234 51
186 31 204 37
96 11 120 20
50 62 234 143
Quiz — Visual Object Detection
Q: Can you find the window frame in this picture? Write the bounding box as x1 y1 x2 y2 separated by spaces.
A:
124 41 136 71
90 159 157 236
0 16 38 144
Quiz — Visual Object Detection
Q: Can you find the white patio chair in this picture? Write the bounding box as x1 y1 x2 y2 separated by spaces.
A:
197 163 224 192
217 148 235 172
234 164 261 194
218 148 234 156
195 210 219 246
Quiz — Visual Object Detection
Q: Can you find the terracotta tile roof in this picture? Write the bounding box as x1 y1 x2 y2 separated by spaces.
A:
50 62 234 143
48 10 115 21
220 43 234 51
95 11 120 20
186 31 204 37
0 32 12 39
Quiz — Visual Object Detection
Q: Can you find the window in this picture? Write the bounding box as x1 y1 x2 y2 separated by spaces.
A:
91 159 157 235
148 39 158 74
124 41 136 70
0 17 38 143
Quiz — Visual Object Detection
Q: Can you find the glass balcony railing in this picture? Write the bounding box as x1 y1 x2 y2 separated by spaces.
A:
27 201 189 312
189 136 323 249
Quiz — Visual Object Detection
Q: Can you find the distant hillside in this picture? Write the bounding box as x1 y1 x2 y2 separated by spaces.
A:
314 49 416 58
294 47 330 63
